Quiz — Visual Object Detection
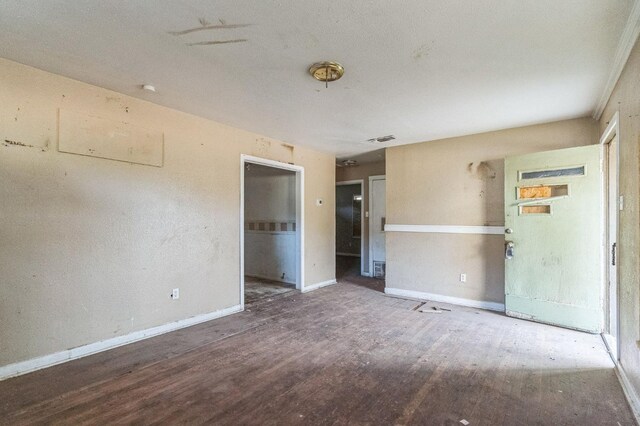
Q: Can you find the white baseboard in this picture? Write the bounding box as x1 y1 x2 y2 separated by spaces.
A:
361 272 371 277
614 362 640 423
0 304 243 381
384 287 505 312
302 279 337 293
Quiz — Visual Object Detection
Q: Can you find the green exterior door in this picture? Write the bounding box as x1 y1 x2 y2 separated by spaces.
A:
504 145 603 333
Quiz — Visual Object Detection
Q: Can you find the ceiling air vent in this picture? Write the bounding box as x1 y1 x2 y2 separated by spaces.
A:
367 135 395 143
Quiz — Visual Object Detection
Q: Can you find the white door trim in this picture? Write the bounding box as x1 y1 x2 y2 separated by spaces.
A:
240 154 305 309
368 175 386 276
599 111 620 360
336 179 365 275
600 111 620 146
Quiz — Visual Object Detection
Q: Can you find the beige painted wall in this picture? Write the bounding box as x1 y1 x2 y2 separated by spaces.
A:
0 58 335 367
336 161 385 274
599 36 640 399
386 117 598 303
245 165 296 222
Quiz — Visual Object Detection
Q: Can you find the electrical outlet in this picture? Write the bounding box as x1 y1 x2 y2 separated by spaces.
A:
171 288 180 299
460 274 467 283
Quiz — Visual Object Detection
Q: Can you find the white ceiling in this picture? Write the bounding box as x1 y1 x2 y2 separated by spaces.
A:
0 1 634 160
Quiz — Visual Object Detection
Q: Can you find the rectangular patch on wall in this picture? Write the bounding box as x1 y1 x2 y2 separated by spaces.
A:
58 109 164 167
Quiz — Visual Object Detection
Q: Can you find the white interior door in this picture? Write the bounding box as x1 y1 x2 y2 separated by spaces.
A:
370 177 386 277
504 145 603 333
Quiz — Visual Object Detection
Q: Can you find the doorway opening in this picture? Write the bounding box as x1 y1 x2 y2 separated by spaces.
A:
600 112 620 361
336 180 364 280
369 175 386 280
240 155 304 308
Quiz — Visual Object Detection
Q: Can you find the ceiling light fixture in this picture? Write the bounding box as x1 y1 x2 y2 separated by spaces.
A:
309 62 344 88
142 84 156 93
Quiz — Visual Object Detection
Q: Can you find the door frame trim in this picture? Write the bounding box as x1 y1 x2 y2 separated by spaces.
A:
240 154 305 310
368 175 386 276
336 179 365 276
599 111 620 360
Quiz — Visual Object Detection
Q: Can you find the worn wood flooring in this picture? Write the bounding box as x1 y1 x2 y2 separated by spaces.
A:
244 276 296 304
0 275 634 425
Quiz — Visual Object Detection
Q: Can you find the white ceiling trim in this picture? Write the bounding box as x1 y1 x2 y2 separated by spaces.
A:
593 0 640 120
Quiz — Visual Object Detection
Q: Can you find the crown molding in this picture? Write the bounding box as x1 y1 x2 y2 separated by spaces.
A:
593 0 640 120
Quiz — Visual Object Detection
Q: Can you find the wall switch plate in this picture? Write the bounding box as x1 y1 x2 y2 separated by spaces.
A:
460 274 467 283
171 288 180 299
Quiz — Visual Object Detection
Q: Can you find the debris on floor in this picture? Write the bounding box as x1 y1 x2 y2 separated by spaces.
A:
419 306 443 313
418 306 453 314
460 420 470 425
412 302 427 311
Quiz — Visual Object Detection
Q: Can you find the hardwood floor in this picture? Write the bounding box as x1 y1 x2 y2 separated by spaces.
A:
244 276 296 304
0 277 634 425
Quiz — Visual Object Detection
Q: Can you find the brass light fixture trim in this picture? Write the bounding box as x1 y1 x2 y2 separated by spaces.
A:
309 61 344 87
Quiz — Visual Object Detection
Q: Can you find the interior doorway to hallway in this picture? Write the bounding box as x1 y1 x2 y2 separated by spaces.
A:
240 155 304 307
336 180 363 280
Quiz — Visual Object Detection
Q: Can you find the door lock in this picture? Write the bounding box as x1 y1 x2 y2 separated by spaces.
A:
505 241 515 260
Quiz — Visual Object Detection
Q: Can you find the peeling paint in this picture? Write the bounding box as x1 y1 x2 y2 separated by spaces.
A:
169 22 251 36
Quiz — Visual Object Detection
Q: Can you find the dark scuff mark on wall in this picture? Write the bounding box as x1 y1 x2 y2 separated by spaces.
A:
3 139 33 148
187 39 247 46
467 161 497 180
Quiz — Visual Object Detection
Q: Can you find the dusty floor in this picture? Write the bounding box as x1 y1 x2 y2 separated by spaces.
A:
244 276 296 304
0 273 634 425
